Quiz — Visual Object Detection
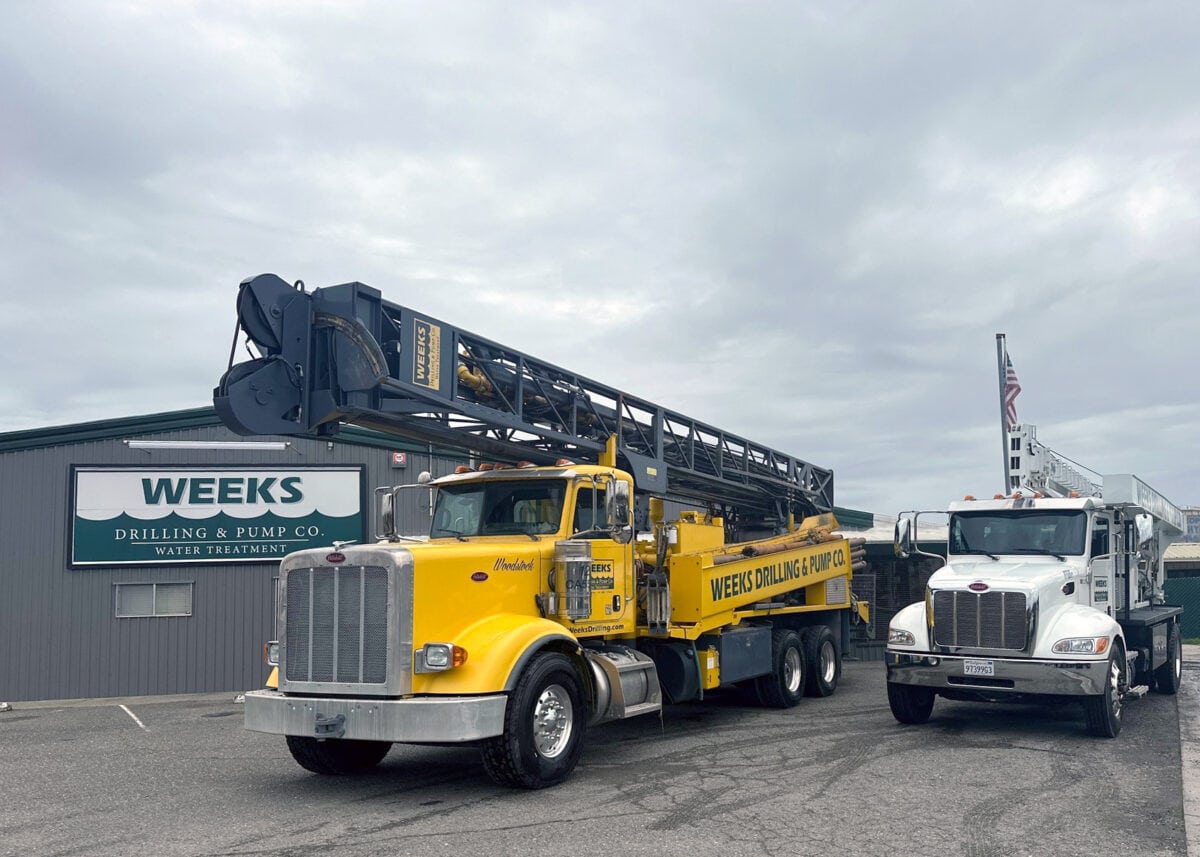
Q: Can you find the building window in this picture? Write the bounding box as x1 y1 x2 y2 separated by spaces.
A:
115 583 193 618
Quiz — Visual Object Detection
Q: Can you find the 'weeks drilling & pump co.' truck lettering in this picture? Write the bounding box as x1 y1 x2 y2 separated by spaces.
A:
214 273 869 788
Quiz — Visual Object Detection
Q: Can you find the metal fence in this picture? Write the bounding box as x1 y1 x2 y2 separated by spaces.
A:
1164 578 1200 639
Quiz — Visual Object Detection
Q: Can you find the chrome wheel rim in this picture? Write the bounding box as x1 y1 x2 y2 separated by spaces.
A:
784 647 803 694
533 683 573 759
819 640 837 685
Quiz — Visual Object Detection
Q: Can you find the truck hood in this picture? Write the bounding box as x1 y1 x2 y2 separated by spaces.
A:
931 557 1084 593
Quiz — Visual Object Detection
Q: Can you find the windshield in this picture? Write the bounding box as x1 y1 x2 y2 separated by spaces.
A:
430 479 566 538
948 510 1087 557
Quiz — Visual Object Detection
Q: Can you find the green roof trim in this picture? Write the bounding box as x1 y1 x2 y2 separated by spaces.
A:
0 406 465 458
0 408 221 453
833 506 875 530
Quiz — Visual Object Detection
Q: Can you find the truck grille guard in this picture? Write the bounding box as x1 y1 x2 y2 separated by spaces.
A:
928 585 1037 656
278 547 413 696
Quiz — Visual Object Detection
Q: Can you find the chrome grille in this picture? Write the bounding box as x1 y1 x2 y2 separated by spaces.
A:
932 590 1027 650
285 566 389 684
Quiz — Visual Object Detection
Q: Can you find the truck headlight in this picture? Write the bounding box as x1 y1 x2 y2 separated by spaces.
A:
263 641 279 666
1052 636 1109 655
416 642 469 673
888 628 915 646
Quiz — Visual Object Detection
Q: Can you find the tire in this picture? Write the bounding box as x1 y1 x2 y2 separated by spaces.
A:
804 625 841 697
754 629 806 708
481 652 587 789
887 681 934 724
1154 621 1182 695
285 736 391 775
1084 647 1123 738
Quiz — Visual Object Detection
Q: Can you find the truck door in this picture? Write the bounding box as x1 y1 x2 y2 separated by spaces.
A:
1088 514 1114 616
570 484 634 634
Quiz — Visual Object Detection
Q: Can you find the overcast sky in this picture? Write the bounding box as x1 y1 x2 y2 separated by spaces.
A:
2 2 1197 516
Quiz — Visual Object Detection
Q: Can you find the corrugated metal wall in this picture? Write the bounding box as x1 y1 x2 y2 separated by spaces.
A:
0 423 466 702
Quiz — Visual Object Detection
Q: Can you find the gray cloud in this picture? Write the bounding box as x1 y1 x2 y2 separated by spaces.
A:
1 1 1197 516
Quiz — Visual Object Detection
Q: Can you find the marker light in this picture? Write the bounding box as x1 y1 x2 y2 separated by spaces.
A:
1052 636 1110 655
964 495 975 501
416 643 469 673
555 458 575 466
517 461 536 468
994 494 1004 499
479 463 495 471
1011 492 1023 499
454 465 474 474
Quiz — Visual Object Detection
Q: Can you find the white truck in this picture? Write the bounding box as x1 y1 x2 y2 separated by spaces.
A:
887 424 1185 737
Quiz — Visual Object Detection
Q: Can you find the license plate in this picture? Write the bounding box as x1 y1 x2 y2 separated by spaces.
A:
963 659 995 677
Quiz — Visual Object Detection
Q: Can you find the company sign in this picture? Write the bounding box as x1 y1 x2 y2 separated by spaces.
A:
71 466 364 566
412 318 441 390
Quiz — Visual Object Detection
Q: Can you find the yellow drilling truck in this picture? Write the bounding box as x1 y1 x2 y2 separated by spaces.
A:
215 273 868 788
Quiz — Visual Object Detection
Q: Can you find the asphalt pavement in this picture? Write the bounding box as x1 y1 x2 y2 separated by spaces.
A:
2 653 1196 856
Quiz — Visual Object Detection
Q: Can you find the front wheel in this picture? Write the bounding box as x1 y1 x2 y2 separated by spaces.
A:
887 681 934 724
1154 621 1182 695
1084 647 1123 738
285 736 392 775
481 652 587 789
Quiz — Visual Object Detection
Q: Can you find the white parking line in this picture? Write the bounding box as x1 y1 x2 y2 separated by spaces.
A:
118 704 148 731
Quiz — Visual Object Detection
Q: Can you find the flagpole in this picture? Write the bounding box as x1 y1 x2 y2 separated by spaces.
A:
996 333 1011 492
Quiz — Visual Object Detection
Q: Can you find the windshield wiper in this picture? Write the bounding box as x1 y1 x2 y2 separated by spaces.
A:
957 549 999 560
1009 547 1067 560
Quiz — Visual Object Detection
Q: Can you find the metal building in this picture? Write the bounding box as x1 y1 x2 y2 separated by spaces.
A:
0 408 466 703
0 407 889 703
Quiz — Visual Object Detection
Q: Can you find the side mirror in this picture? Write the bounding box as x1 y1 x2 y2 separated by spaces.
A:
1135 513 1154 547
894 517 913 558
375 485 398 540
607 481 633 543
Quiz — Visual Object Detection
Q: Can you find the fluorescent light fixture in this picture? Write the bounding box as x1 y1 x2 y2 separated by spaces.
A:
124 440 290 451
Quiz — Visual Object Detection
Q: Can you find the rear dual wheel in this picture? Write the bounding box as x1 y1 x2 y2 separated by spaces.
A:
755 629 806 708
1154 621 1182 695
804 625 841 697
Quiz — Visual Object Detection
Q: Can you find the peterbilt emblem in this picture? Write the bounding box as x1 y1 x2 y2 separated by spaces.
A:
326 552 346 564
968 581 989 592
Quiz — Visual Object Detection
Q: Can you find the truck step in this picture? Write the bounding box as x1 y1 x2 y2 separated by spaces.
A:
621 701 664 718
1123 684 1149 700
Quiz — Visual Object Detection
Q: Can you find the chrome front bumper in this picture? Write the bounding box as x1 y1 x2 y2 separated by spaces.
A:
244 689 507 742
886 651 1108 697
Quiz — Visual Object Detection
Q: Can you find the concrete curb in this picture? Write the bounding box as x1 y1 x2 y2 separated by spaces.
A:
0 690 242 711
1182 644 1200 857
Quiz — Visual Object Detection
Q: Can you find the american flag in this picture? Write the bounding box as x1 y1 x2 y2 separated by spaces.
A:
1004 354 1022 429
